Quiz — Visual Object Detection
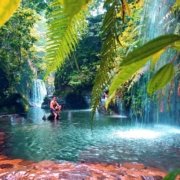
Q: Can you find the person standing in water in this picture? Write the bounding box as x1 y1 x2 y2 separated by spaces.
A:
50 96 62 120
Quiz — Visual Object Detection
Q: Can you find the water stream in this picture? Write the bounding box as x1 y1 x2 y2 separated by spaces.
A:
30 79 47 107
128 0 180 124
0 0 179 174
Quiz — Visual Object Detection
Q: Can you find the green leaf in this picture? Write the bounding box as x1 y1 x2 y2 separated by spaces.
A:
164 169 180 180
45 0 88 77
106 58 148 107
0 0 21 26
61 0 90 19
175 0 180 7
147 63 175 95
172 40 180 51
121 34 180 66
91 0 119 118
151 49 165 66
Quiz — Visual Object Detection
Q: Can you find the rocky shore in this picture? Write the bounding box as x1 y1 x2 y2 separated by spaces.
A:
0 156 167 180
0 132 178 180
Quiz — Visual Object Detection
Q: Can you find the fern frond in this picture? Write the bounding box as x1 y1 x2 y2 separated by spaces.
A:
91 0 144 116
91 0 124 116
45 0 89 76
61 0 91 18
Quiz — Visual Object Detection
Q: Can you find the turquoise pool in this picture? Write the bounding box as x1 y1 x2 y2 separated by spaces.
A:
0 107 180 171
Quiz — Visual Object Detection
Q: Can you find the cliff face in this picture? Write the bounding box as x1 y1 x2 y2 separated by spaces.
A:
126 0 180 124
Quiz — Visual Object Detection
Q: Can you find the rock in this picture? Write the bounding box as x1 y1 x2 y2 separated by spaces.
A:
0 158 167 179
42 115 47 120
0 155 7 160
141 175 163 180
0 164 14 169
123 162 145 170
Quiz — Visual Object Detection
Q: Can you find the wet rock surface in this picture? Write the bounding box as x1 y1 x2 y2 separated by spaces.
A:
0 155 169 180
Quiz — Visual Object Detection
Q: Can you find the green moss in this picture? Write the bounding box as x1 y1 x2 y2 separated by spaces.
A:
0 93 29 114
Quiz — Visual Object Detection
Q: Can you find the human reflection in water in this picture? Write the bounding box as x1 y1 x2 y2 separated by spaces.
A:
68 111 72 122
10 114 25 125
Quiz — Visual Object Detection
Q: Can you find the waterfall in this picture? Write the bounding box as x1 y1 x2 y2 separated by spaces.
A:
30 79 47 107
128 0 180 124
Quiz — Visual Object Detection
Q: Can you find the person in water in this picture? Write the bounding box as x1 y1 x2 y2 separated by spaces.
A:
50 96 62 120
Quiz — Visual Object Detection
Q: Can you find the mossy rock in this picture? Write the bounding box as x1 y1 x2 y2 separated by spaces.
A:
0 93 29 114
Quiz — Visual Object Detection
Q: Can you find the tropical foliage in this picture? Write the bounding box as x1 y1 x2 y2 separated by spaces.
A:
21 0 48 12
0 1 47 113
0 8 38 98
163 169 180 180
44 0 180 113
92 0 144 113
0 0 179 115
106 34 180 106
45 0 90 76
54 15 102 95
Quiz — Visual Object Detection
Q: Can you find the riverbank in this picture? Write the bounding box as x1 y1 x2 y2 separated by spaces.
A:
0 155 168 180
0 131 168 180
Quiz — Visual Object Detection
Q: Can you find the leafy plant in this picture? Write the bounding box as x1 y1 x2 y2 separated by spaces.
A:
54 15 102 94
147 63 175 95
0 7 38 98
91 0 135 116
121 35 180 66
1 0 179 117
91 0 121 115
106 58 148 107
45 0 90 76
164 169 180 180
105 34 180 107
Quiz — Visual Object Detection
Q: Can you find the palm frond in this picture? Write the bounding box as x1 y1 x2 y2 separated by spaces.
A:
61 0 91 18
91 0 140 117
45 0 89 76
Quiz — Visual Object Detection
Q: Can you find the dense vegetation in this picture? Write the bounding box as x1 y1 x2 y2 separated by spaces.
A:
0 0 179 114
0 1 180 178
54 15 102 107
43 0 179 115
0 0 48 114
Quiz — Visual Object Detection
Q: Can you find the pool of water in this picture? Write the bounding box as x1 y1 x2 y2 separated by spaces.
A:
0 107 180 171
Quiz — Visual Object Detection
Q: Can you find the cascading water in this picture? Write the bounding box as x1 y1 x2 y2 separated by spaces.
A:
129 0 180 124
30 79 47 107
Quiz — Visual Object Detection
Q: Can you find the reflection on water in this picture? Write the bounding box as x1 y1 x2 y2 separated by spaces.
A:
0 107 180 171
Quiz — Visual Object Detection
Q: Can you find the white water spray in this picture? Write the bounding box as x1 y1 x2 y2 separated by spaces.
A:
30 79 47 107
